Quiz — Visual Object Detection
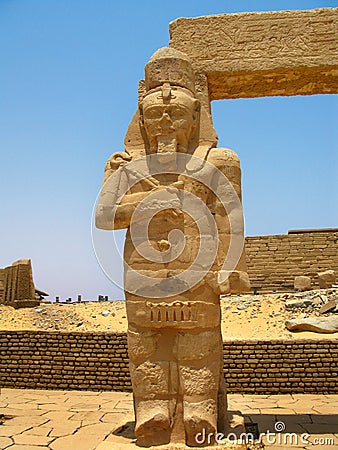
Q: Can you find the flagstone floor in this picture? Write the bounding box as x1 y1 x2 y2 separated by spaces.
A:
0 388 337 449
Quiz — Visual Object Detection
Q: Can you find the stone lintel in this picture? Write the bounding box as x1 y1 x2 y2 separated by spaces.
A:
169 8 338 99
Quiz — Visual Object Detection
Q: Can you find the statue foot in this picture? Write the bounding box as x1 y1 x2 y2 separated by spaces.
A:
135 412 171 447
184 416 217 447
183 399 217 447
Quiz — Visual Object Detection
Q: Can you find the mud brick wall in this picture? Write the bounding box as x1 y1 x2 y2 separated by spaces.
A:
0 331 337 394
245 230 338 292
0 331 131 391
223 339 338 394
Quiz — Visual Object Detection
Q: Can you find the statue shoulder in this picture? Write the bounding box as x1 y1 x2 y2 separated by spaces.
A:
207 147 242 197
207 147 240 168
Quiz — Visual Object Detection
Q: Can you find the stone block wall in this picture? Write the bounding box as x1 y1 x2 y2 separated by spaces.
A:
0 269 4 301
0 259 38 308
223 340 338 394
0 331 337 394
0 331 131 391
245 230 338 292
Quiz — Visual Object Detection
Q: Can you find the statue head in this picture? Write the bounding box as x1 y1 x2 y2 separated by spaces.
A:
139 48 200 160
124 47 217 160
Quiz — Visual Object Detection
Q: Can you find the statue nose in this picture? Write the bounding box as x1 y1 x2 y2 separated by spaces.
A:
160 112 172 125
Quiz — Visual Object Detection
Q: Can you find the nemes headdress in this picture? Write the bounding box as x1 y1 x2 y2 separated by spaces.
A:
144 47 195 95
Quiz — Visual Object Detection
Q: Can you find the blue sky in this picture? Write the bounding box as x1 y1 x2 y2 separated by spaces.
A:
0 0 337 300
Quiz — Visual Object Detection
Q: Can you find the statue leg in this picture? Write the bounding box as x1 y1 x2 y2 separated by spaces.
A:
180 363 219 446
174 328 223 446
133 398 171 446
127 327 172 446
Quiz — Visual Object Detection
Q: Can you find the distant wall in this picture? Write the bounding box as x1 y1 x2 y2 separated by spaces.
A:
0 269 4 301
0 259 37 308
245 230 338 291
0 331 337 394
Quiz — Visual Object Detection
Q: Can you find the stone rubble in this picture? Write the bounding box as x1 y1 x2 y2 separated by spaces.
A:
294 275 312 291
318 269 336 289
285 316 338 333
281 287 338 333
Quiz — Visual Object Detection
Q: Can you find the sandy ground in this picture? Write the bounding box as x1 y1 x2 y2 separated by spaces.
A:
1 289 337 340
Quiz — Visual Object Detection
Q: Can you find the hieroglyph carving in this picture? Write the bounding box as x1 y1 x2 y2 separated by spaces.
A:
95 47 250 446
169 8 338 99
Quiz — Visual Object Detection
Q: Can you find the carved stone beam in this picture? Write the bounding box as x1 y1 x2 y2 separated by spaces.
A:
169 8 338 99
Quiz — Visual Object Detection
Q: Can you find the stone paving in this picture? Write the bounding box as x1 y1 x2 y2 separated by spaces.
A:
0 388 337 449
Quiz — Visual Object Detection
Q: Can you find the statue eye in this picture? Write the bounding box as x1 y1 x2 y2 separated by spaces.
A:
171 108 189 119
145 108 162 119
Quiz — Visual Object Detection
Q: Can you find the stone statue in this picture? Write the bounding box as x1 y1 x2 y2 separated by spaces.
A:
96 47 250 447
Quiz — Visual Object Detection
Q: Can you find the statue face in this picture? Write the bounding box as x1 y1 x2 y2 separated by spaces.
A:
141 89 198 155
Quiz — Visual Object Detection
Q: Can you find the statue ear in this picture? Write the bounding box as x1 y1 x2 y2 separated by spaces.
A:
139 105 144 126
192 99 201 123
193 99 201 119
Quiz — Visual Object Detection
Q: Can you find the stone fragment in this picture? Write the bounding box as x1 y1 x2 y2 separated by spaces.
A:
285 298 312 310
285 317 338 333
226 411 246 439
312 295 323 306
294 275 311 291
237 304 248 310
319 300 336 314
318 270 336 289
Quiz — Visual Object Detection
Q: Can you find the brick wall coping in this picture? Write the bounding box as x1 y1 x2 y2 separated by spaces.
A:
1 329 337 344
246 231 338 238
288 228 338 234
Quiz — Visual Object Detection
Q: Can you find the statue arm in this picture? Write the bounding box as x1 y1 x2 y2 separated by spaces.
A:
207 147 251 294
96 152 144 230
96 152 181 230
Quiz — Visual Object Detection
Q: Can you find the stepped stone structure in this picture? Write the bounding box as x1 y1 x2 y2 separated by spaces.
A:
0 259 39 309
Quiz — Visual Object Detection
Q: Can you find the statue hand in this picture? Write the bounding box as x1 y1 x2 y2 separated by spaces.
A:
151 180 184 193
108 152 132 169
